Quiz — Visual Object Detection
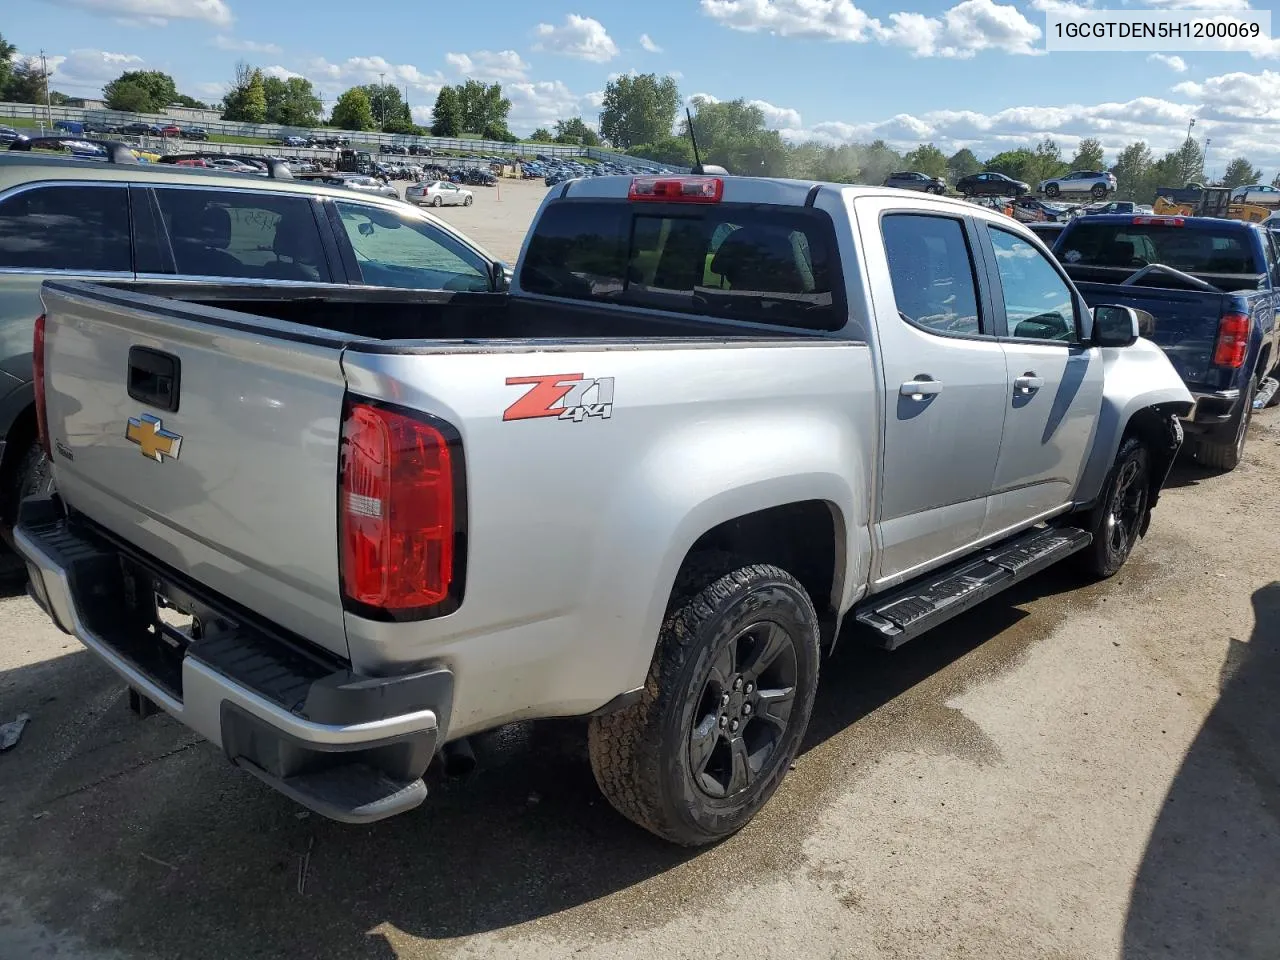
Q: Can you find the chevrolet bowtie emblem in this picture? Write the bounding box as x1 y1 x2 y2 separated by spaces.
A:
126 414 182 462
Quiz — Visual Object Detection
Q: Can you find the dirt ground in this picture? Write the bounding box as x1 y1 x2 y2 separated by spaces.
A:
402 177 549 264
1 186 1278 959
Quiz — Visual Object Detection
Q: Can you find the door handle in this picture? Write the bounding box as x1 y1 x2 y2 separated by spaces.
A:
1014 373 1044 395
900 378 943 400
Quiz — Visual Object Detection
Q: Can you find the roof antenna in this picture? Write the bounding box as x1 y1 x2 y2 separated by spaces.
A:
686 105 728 177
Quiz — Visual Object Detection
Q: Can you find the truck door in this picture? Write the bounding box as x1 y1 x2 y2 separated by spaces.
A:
856 199 1009 586
977 223 1104 533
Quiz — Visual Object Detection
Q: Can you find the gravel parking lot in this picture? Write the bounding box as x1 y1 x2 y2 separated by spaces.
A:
1 185 1278 960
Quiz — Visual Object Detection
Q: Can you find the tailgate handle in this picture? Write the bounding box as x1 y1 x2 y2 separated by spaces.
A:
128 347 181 413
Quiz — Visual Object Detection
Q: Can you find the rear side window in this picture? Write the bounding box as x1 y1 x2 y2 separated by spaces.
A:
881 214 982 336
0 184 131 273
144 188 332 282
519 201 842 331
1058 223 1262 275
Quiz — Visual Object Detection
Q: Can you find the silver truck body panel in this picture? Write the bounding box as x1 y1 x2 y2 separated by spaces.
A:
40 284 354 658
340 341 877 735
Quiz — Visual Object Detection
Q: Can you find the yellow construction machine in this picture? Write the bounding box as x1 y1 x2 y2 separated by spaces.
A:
1152 185 1276 223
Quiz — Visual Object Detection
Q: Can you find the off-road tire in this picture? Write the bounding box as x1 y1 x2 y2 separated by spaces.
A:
1076 436 1151 579
1196 375 1255 472
1045 183 1060 198
588 554 820 846
1 442 54 548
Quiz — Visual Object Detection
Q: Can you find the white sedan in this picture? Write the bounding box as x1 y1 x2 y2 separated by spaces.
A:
406 180 474 207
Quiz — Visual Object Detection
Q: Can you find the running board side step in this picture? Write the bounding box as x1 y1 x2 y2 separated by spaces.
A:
855 526 1091 650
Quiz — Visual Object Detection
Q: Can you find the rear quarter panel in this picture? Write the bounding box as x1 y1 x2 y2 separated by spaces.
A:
341 340 878 737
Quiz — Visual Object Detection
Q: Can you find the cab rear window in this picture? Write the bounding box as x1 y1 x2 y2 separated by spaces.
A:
519 200 843 331
1059 223 1263 275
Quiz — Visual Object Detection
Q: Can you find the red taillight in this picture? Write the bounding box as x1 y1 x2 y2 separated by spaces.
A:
340 401 458 613
33 313 49 457
1212 312 1250 368
629 176 723 203
1133 216 1183 226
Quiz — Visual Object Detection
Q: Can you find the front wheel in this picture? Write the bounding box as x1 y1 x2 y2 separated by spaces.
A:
1076 435 1151 579
1045 183 1060 198
589 557 820 846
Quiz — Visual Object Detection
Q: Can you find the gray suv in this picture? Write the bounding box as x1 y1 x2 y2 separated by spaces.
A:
883 171 946 194
0 146 510 544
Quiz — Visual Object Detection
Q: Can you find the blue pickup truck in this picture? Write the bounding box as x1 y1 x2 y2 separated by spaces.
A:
1055 214 1280 470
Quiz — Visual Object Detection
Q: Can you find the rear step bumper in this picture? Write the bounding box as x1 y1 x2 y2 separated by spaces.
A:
855 526 1091 650
14 496 452 824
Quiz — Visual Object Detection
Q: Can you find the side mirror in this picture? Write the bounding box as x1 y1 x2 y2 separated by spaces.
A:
1092 305 1141 347
490 260 512 292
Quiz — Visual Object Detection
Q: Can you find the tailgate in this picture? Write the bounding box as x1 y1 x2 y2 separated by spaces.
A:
39 281 352 659
1073 281 1227 388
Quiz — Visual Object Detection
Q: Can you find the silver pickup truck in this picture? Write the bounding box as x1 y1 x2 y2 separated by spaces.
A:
17 175 1191 846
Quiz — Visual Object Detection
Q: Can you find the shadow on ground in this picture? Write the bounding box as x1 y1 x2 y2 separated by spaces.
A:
0 558 1098 960
1122 581 1280 959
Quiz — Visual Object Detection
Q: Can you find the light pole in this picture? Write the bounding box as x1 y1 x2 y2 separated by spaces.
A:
378 72 385 129
1186 117 1196 143
40 50 52 127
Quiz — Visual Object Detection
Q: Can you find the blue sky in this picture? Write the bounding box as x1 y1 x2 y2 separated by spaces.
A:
5 0 1280 173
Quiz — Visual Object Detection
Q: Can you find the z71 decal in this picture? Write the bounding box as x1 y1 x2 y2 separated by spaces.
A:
504 373 615 422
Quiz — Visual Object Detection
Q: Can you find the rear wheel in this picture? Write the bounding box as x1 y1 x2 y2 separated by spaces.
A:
1091 183 1107 199
433 196 443 207
1 441 54 548
1076 435 1150 579
464 195 473 206
1195 375 1255 472
589 556 820 845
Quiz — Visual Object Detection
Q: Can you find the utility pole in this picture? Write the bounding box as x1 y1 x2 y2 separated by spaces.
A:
378 72 385 128
40 50 53 127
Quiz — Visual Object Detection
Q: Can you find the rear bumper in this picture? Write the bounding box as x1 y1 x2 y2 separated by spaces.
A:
1183 387 1242 436
15 496 453 824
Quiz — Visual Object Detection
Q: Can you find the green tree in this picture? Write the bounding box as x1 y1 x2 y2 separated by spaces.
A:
630 135 695 168
103 80 151 113
222 65 267 123
600 73 680 150
430 86 462 137
554 116 600 146
1272 171 1280 189
4 56 50 104
172 93 208 109
984 148 1038 181
361 83 412 131
1030 137 1068 185
903 143 948 179
103 70 178 112
1070 137 1105 171
0 33 17 98
330 87 374 131
454 79 511 136
529 127 553 142
947 148 982 183
1169 136 1204 185
1221 157 1262 189
1109 141 1153 201
682 96 788 176
262 75 323 127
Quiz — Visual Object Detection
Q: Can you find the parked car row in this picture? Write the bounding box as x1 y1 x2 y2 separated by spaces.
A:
885 169 1119 201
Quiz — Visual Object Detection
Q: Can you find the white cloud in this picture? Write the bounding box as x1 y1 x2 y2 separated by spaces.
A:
444 50 530 81
1148 53 1187 72
1173 69 1280 121
701 0 1042 57
213 36 282 55
534 15 620 62
34 48 144 93
1146 0 1250 9
749 99 803 129
303 56 446 97
639 33 663 52
504 80 602 135
262 65 304 81
48 0 232 27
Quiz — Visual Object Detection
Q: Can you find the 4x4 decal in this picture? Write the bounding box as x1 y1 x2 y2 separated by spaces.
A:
504 374 615 422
